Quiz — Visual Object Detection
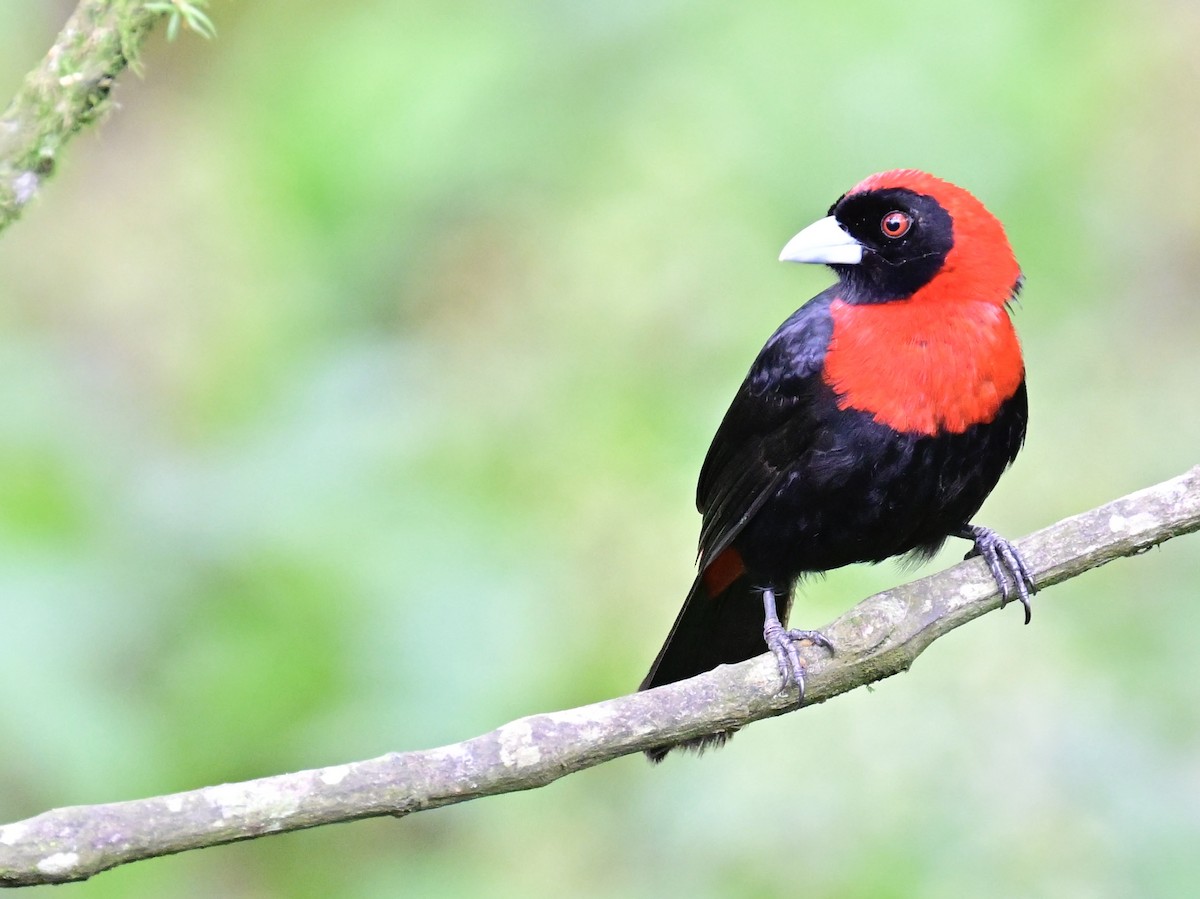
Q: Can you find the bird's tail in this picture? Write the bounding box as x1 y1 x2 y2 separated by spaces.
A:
638 555 788 761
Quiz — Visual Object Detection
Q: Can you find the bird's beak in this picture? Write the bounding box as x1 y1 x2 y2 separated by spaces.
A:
779 216 864 265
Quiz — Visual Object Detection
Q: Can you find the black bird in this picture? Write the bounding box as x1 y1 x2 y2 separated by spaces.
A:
640 170 1035 760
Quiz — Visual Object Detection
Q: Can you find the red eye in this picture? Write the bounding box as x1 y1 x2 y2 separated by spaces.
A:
881 211 911 238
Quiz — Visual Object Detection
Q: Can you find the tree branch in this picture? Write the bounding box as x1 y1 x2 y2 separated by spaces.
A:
0 466 1196 886
0 0 169 234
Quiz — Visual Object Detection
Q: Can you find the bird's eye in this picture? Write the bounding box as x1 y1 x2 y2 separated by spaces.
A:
881 211 911 239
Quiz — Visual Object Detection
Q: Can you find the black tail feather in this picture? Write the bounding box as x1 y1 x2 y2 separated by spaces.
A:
639 571 787 761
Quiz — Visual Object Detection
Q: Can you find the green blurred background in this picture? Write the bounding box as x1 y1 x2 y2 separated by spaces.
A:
1 1 1199 896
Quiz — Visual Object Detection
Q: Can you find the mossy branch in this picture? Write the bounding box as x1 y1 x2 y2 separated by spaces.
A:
0 466 1196 887
0 0 211 234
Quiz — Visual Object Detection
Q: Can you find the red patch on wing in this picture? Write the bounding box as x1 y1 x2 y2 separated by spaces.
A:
702 547 746 596
823 169 1025 436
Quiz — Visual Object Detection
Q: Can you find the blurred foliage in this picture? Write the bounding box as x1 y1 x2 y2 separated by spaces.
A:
1 0 1199 896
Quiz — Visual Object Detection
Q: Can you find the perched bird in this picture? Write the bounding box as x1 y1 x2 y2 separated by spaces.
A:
640 169 1034 760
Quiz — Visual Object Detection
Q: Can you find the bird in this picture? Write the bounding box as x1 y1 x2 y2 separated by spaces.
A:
639 169 1035 761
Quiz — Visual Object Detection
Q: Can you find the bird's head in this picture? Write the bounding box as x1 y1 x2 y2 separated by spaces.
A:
780 170 1022 307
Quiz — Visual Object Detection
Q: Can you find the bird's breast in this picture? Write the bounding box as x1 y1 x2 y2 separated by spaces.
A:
823 298 1024 436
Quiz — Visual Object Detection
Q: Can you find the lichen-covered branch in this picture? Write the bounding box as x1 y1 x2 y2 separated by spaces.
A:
0 0 168 233
0 466 1197 887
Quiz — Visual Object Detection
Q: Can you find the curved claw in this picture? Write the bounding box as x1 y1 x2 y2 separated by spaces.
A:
764 620 807 694
787 628 835 654
761 588 835 697
958 524 1037 624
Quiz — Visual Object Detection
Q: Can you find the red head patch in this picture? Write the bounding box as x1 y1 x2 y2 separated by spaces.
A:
824 170 1025 435
847 170 1022 309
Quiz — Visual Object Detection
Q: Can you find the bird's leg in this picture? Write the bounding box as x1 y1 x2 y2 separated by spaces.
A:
761 587 834 697
955 524 1037 624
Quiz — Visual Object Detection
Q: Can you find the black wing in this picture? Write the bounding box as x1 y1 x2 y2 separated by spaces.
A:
694 290 836 567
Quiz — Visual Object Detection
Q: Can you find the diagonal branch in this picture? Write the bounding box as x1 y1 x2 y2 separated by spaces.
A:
1 466 1197 887
0 0 170 234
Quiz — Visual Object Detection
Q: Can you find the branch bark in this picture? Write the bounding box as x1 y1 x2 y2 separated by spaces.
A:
0 466 1196 886
0 0 167 234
